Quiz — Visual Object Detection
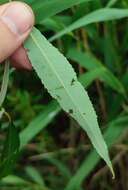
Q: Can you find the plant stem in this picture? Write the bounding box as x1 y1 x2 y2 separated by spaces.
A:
0 60 10 107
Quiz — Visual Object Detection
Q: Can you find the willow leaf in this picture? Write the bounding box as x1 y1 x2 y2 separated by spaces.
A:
25 27 114 177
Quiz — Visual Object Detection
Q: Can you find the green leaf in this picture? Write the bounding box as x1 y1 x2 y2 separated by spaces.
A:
25 27 114 177
0 0 8 4
106 0 118 7
49 8 128 41
79 68 108 88
32 0 91 23
41 16 72 32
44 157 71 180
25 166 45 186
67 48 125 95
0 60 10 107
0 122 20 178
20 101 60 149
1 175 29 185
65 115 128 190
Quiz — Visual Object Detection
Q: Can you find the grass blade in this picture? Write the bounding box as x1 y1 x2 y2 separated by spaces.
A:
65 115 128 190
0 60 10 107
67 48 125 95
32 0 91 23
0 123 20 178
50 8 128 41
20 101 60 149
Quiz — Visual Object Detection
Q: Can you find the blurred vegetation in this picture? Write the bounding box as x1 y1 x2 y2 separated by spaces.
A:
0 0 128 189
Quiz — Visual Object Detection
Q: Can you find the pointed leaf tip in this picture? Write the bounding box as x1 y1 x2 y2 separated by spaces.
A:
25 27 113 176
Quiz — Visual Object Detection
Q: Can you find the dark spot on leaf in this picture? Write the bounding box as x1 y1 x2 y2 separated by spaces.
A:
71 78 76 86
55 86 63 90
56 95 61 100
69 109 73 114
83 113 86 115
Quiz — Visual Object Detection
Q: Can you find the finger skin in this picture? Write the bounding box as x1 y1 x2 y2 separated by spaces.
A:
10 46 32 70
0 2 34 68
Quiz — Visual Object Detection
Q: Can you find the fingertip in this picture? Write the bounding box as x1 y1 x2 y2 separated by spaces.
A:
0 1 35 63
10 46 32 70
1 1 35 36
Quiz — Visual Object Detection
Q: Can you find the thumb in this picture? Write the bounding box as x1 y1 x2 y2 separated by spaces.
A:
0 2 34 63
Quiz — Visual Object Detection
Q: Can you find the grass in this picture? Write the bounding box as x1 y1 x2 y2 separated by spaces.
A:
0 0 128 189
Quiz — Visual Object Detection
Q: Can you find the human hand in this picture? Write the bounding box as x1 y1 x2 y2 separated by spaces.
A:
0 1 34 69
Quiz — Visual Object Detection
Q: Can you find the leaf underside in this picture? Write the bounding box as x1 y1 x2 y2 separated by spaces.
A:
25 27 114 178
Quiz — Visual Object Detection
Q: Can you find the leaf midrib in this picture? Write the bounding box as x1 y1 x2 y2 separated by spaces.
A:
30 32 100 144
